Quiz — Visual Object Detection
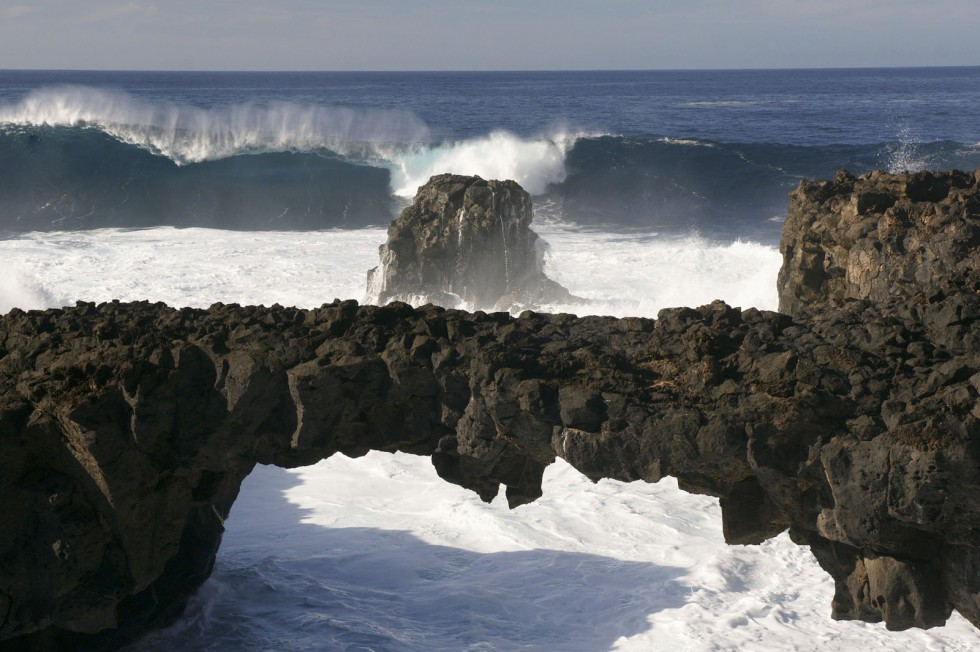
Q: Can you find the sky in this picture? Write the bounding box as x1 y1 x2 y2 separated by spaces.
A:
0 0 978 71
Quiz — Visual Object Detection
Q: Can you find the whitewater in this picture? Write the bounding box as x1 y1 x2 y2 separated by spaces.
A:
2 226 979 651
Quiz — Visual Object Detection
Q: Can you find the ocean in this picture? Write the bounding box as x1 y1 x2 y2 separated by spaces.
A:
2 68 980 650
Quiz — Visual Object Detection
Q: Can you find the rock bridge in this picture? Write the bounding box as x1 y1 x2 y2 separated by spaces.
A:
1 169 978 649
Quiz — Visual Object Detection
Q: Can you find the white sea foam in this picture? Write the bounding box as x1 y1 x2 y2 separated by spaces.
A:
0 225 779 316
3 226 978 651
130 455 980 652
387 130 578 197
0 227 386 310
537 228 782 315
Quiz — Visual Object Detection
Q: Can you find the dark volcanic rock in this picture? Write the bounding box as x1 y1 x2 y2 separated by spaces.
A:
366 173 575 311
0 170 979 648
778 168 980 316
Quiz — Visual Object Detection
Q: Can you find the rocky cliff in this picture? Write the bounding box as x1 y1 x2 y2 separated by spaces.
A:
366 174 574 311
0 170 978 649
778 168 980 314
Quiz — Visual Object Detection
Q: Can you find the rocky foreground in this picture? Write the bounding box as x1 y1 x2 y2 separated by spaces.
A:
0 170 978 649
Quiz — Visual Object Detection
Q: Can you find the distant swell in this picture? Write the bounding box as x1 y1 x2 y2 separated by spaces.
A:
536 136 980 239
2 87 979 233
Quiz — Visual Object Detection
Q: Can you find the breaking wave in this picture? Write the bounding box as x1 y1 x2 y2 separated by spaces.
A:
2 86 979 234
0 86 432 163
387 130 582 197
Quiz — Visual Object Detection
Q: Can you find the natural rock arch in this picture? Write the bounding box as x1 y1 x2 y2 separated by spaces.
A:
0 169 978 649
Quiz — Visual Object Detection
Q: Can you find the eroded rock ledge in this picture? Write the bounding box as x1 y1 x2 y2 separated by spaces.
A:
1 169 978 649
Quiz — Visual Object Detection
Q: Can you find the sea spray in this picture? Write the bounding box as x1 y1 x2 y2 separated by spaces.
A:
386 130 585 197
0 269 59 314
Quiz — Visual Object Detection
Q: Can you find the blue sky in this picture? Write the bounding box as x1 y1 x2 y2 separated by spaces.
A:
1 0 978 70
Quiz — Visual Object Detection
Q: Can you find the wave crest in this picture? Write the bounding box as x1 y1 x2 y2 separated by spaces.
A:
387 130 585 197
0 86 432 164
0 86 592 198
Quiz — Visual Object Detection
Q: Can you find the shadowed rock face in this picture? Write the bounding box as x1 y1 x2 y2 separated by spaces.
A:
366 173 575 311
1 170 978 649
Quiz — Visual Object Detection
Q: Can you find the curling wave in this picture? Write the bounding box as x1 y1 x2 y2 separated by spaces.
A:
0 86 432 163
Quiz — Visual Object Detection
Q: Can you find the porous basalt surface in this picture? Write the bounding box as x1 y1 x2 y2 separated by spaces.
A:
0 169 978 649
778 168 980 315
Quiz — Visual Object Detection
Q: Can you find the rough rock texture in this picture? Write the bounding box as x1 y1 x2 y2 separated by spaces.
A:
366 174 575 311
0 170 978 649
775 168 980 629
778 168 980 315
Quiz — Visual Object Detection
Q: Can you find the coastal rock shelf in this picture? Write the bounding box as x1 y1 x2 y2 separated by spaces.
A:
0 170 978 649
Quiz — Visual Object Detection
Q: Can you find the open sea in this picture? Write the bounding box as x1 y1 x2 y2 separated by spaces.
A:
2 68 980 651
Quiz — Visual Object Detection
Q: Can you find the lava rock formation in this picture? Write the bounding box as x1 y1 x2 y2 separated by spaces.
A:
366 173 575 311
0 169 978 649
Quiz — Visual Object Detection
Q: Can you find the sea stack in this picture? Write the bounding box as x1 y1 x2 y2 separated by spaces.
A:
366 173 575 311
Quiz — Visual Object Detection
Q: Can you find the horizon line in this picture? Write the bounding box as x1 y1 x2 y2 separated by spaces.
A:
2 64 979 75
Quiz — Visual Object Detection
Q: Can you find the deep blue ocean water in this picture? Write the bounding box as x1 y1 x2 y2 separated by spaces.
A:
1 68 979 241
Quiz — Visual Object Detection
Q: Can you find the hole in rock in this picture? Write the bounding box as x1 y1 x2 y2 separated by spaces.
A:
124 454 980 651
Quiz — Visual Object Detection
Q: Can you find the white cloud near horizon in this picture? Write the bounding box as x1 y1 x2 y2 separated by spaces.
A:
2 5 39 19
81 2 158 24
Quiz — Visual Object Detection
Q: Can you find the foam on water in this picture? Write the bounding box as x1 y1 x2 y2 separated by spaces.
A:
130 455 980 652
387 130 583 197
0 227 387 310
537 228 781 315
0 224 778 317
